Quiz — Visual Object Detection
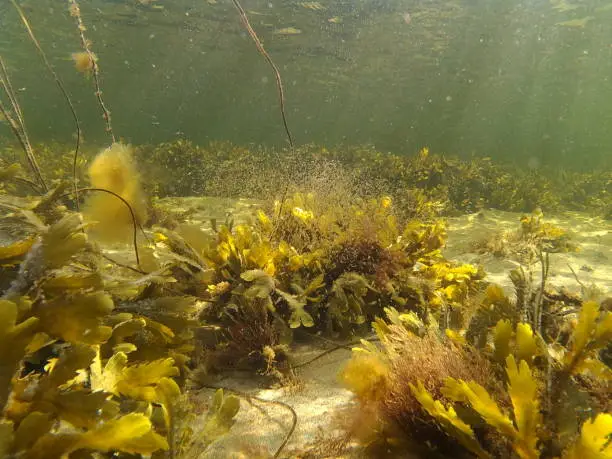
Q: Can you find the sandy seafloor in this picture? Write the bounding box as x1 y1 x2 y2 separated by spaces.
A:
144 198 610 459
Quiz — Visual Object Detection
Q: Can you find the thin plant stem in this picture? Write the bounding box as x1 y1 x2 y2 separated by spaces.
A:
101 253 146 275
230 0 293 149
229 0 295 236
535 250 549 335
0 57 47 192
567 263 586 293
0 58 25 126
9 0 82 204
68 0 115 144
60 187 147 269
12 175 43 193
198 384 297 458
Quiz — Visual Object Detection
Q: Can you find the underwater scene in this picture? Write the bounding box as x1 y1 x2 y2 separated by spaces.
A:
0 0 611 457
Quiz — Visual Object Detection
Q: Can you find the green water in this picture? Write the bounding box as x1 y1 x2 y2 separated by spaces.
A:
1 0 612 169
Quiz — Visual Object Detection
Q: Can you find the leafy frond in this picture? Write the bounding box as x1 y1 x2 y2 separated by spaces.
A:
563 413 612 459
563 301 612 377
506 355 541 459
409 381 491 458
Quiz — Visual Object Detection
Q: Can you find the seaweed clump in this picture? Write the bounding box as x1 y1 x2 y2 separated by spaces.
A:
147 191 484 376
472 209 580 261
83 142 149 242
128 142 612 216
340 279 611 458
0 200 240 457
6 141 610 216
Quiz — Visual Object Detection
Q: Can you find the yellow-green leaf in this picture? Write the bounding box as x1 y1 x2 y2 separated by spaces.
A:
0 420 14 458
201 389 240 447
563 413 612 459
565 302 599 368
76 413 168 454
564 301 610 375
93 352 179 402
515 323 538 363
446 328 467 346
410 381 491 458
13 412 53 451
593 311 612 349
0 236 36 264
506 355 541 459
493 319 513 363
156 377 181 429
36 292 114 344
41 213 88 269
574 358 612 381
442 378 515 438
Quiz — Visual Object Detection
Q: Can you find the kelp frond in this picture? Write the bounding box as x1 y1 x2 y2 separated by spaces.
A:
409 380 492 458
563 413 612 459
561 301 612 378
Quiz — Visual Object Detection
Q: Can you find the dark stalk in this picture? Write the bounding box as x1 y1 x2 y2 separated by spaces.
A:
9 0 82 206
198 384 297 458
230 0 293 149
229 0 295 236
68 1 115 144
0 57 47 192
60 187 148 269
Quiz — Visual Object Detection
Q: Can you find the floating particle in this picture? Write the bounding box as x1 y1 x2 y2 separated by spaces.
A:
71 51 96 73
273 27 302 35
556 16 594 28
300 2 326 10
